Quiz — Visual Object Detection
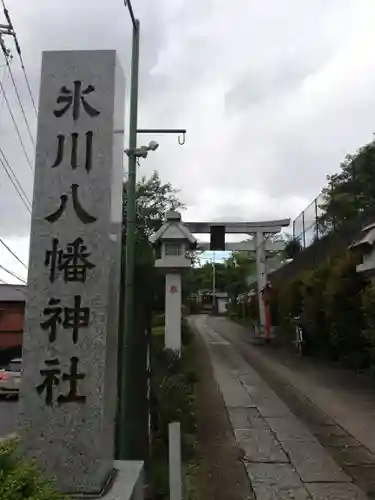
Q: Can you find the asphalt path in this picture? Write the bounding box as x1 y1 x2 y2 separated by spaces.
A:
0 399 17 437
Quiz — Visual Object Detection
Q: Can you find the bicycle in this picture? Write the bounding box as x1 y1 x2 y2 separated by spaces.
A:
290 315 305 356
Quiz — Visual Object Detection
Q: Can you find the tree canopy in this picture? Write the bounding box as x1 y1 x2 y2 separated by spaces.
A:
283 236 302 259
121 170 185 309
317 138 375 233
184 251 256 299
122 170 185 244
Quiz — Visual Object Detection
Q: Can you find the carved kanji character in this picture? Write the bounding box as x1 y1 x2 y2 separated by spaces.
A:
57 357 86 404
36 359 61 406
44 237 95 283
54 81 100 121
40 298 62 343
51 132 93 171
45 184 97 224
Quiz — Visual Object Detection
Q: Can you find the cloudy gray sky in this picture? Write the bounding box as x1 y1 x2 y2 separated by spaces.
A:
1 0 375 282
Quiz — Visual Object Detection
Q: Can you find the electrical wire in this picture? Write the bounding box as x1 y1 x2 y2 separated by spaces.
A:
0 236 28 269
17 48 37 115
1 0 37 115
0 277 10 284
0 263 26 284
0 62 9 115
0 147 32 212
0 73 33 171
0 42 35 146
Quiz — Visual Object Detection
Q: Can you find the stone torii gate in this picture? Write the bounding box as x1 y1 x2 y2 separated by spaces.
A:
185 219 290 338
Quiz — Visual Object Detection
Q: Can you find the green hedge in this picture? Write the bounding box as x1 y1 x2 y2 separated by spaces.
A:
0 438 63 500
272 250 375 371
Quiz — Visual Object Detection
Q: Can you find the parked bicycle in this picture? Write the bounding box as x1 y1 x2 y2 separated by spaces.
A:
290 315 305 356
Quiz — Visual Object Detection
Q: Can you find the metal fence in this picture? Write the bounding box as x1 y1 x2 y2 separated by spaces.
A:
292 192 326 249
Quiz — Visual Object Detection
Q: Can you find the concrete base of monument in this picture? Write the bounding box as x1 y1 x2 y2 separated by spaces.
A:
71 461 144 499
103 461 144 500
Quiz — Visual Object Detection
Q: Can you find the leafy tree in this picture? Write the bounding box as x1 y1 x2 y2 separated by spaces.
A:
283 236 302 259
122 170 185 245
184 251 255 300
224 251 256 297
317 139 375 233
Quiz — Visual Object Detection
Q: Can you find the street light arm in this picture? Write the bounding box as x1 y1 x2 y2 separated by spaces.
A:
123 0 137 29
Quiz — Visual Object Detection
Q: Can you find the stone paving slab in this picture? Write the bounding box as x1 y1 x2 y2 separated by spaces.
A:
235 429 289 463
246 463 310 500
306 482 368 500
251 395 293 418
266 417 318 443
281 440 351 483
240 381 277 399
214 372 256 408
208 342 248 372
228 407 270 431
239 371 266 387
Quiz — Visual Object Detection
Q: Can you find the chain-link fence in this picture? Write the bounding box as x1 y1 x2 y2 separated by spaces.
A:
292 192 326 249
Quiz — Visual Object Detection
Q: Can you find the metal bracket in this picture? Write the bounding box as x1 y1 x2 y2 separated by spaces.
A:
137 128 187 146
178 132 186 145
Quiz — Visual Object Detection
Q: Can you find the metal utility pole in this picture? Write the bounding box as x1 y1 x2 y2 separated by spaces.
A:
119 2 139 460
212 251 216 312
118 0 187 461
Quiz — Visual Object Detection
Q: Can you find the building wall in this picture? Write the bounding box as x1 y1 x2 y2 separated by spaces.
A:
0 301 25 350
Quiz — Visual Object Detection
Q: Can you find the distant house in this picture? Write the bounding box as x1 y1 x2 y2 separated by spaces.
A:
0 284 26 363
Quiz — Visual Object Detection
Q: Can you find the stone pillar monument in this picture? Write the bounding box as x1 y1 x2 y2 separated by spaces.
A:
151 211 196 353
17 50 143 497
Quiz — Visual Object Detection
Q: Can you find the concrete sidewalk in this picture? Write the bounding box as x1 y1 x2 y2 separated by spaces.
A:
190 315 368 500
208 316 375 457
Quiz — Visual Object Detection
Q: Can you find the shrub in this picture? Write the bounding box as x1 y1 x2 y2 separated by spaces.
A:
149 322 198 499
153 312 165 328
361 281 375 373
273 250 374 368
324 252 368 367
274 278 303 343
299 261 333 357
0 438 63 500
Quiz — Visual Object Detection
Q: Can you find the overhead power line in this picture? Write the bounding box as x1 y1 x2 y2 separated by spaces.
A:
0 38 35 147
0 70 33 171
1 0 37 115
0 236 28 269
0 263 26 284
0 147 32 212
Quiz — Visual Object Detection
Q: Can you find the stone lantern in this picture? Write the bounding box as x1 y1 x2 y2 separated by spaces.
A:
150 211 196 353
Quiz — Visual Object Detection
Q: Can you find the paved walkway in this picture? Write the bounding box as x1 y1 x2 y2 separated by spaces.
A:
189 314 370 500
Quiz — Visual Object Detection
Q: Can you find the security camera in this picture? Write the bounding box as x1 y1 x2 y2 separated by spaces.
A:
125 141 159 159
148 140 159 151
139 148 148 158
